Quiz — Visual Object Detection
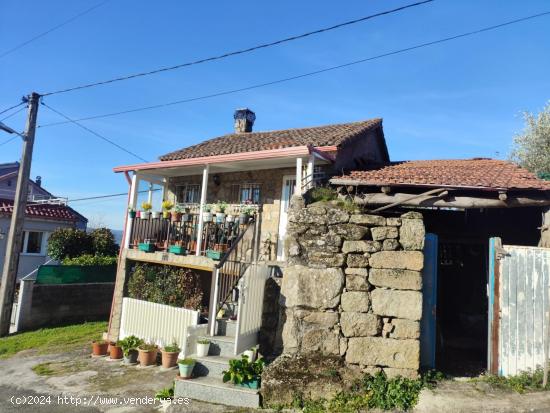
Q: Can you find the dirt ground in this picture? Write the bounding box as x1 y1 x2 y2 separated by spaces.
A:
0 349 549 412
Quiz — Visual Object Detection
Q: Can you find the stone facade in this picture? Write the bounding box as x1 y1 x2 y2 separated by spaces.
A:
277 199 425 378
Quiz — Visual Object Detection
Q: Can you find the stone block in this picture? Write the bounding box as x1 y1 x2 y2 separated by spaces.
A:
350 214 386 226
340 312 381 337
371 289 422 320
327 208 350 224
329 224 369 240
341 291 370 312
340 337 348 356
386 217 402 226
401 211 422 219
302 328 340 355
346 337 420 369
303 311 339 328
371 226 399 241
383 367 419 379
344 267 368 276
346 253 370 268
342 240 381 253
282 265 344 309
400 219 425 251
345 274 370 291
369 251 424 271
369 269 422 291
382 239 400 250
389 319 420 339
307 251 346 268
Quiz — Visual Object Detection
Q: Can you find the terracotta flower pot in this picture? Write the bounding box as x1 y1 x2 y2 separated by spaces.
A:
161 350 179 369
171 211 182 222
110 344 123 360
138 347 158 366
92 340 108 356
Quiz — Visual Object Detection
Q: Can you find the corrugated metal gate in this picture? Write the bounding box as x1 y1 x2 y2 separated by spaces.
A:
489 238 550 376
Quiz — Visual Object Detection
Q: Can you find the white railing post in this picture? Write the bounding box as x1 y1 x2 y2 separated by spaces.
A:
124 173 140 249
196 165 209 256
306 154 314 189
295 157 303 195
208 267 220 336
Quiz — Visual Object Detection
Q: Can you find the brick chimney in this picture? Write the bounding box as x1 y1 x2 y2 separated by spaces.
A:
233 108 256 133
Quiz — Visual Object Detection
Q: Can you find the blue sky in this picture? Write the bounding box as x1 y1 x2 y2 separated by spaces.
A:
1 0 549 229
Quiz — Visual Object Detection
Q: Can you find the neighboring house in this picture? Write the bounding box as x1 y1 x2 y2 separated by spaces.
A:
0 162 88 281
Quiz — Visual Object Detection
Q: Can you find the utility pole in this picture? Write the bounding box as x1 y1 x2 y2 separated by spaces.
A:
0 92 40 336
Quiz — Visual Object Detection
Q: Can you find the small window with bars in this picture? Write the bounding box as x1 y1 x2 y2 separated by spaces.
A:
230 183 261 204
176 184 201 204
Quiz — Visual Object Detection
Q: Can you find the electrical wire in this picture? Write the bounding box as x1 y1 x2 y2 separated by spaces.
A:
24 188 162 207
0 101 26 116
41 102 149 162
38 10 550 128
1 105 27 122
39 0 434 96
0 0 112 59
0 136 18 147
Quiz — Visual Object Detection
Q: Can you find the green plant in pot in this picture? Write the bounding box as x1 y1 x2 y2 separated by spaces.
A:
161 342 181 369
196 339 210 357
202 205 213 222
222 354 265 389
239 206 253 225
171 205 183 222
162 200 174 219
128 206 136 219
214 201 228 223
177 358 196 379
91 339 108 356
138 343 158 366
119 335 143 364
141 202 152 219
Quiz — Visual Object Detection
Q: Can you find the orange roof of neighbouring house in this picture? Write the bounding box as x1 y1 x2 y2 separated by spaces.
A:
159 118 383 161
331 159 550 191
0 198 87 222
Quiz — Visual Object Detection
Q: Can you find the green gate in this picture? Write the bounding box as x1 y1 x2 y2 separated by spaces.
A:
35 265 116 284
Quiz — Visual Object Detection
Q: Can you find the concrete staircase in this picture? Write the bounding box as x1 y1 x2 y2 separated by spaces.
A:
174 318 261 408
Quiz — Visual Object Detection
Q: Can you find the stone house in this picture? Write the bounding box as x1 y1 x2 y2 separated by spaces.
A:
107 111 550 407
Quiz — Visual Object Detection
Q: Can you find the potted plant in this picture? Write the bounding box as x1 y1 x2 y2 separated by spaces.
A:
196 339 210 357
151 209 161 219
161 342 180 369
171 205 183 222
119 335 143 364
92 340 109 356
138 343 158 366
109 341 123 360
214 201 228 223
182 207 192 222
177 358 196 379
141 202 152 219
138 238 155 253
162 200 174 219
128 207 136 219
168 241 186 255
239 206 253 225
222 355 265 390
243 348 256 363
202 205 213 222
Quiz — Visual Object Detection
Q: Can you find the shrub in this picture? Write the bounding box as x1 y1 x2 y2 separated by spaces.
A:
47 228 93 260
89 228 119 256
474 368 549 393
127 263 204 310
309 186 338 202
62 254 117 266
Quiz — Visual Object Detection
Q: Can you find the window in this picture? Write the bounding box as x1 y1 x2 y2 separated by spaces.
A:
231 183 261 204
176 184 201 204
20 231 46 255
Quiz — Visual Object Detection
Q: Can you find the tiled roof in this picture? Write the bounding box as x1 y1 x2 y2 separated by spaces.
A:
0 198 87 222
159 118 382 161
332 159 550 191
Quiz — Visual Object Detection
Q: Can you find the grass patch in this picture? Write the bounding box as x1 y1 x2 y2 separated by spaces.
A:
32 362 56 376
0 321 107 359
472 368 550 394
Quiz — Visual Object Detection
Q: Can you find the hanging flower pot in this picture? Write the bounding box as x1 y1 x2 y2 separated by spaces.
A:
215 213 226 223
128 209 136 219
203 212 213 222
172 211 183 222
140 211 151 220
226 214 235 223
151 211 161 219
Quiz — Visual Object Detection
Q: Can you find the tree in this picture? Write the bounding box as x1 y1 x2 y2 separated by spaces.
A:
90 227 119 256
510 102 550 178
47 228 93 261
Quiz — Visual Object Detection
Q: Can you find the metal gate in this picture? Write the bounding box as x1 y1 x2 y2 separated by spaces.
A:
488 238 550 376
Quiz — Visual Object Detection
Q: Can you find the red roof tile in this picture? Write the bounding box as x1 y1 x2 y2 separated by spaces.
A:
159 119 382 161
0 198 87 222
332 159 550 191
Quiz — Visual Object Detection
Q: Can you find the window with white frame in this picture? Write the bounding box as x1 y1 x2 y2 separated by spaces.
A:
20 231 47 255
176 184 201 204
231 183 261 204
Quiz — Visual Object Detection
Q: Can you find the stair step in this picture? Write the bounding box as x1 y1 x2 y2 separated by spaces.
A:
216 318 237 337
198 335 235 357
174 375 260 408
192 354 231 377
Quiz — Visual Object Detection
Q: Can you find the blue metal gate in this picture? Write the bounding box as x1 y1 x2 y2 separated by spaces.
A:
421 233 438 369
488 238 550 376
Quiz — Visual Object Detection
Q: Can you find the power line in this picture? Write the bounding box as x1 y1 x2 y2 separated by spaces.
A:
0 101 25 116
0 0 111 59
40 0 434 97
1 105 27 122
41 102 149 162
38 11 550 128
24 188 162 207
0 137 18 147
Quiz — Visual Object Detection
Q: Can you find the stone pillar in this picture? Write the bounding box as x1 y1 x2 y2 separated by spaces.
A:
107 250 130 341
15 278 34 332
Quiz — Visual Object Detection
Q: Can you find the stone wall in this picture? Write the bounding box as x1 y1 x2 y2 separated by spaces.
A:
278 199 425 378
